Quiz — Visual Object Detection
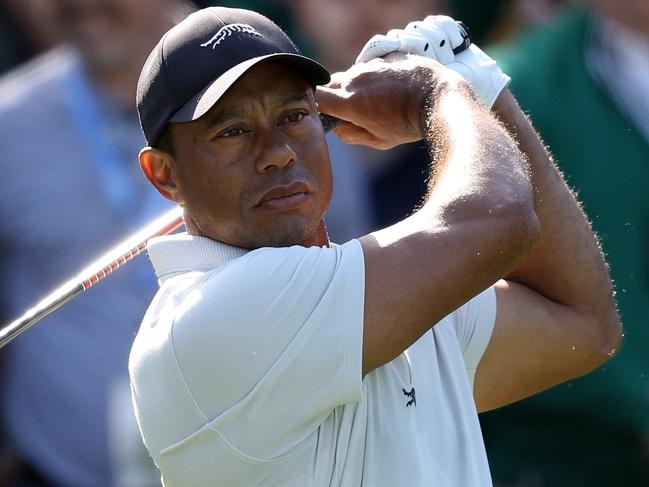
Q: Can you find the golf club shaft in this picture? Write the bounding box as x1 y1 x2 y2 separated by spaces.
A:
0 207 185 349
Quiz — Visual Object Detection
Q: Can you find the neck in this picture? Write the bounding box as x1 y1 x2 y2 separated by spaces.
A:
185 214 331 249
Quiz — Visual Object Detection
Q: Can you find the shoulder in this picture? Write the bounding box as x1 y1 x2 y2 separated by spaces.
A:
158 240 365 338
141 238 366 368
192 240 365 317
134 240 366 431
208 240 363 288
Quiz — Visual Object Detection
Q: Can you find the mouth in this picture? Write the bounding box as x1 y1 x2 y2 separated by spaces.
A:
256 181 312 211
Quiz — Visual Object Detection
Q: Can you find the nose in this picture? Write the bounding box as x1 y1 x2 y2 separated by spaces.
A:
255 128 297 173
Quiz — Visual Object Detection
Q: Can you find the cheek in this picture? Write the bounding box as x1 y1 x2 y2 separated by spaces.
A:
200 172 245 218
305 139 334 204
179 161 242 219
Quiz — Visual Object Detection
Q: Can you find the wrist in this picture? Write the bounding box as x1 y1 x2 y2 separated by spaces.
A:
491 88 516 116
416 62 476 137
420 70 474 134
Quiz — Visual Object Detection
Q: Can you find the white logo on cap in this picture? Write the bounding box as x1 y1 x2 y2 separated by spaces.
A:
200 23 263 49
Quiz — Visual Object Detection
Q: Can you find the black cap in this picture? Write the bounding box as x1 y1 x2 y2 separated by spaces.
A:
137 7 331 146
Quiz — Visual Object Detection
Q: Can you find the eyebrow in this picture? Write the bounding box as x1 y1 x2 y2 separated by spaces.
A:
203 106 246 130
203 92 311 130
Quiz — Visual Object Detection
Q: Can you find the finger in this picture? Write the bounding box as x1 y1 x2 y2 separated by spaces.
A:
398 32 436 58
385 29 431 57
382 51 409 63
385 28 406 38
315 85 357 123
334 123 386 148
326 71 347 89
424 15 465 50
405 22 454 64
356 34 400 64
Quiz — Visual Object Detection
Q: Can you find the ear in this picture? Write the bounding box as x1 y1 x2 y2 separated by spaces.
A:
139 147 185 205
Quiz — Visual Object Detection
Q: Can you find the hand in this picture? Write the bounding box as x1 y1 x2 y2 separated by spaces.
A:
356 15 510 108
356 15 464 65
316 53 463 150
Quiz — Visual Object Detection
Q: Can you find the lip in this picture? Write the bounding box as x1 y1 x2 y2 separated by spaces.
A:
256 181 313 211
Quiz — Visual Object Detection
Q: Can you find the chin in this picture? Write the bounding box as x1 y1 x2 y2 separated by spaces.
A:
248 216 321 249
252 228 311 249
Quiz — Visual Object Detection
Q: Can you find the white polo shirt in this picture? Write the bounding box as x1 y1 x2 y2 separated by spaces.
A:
129 234 496 486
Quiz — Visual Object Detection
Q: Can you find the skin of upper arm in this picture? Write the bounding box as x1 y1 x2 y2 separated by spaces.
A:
473 280 615 412
358 204 536 377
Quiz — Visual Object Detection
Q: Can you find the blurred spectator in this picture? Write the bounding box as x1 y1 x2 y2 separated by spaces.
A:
481 2 649 485
291 0 440 72
0 0 62 75
511 0 570 28
448 0 511 44
203 0 298 38
487 0 572 43
0 1 193 486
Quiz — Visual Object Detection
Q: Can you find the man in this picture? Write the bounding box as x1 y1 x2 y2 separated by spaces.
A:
480 2 649 485
0 1 189 485
129 7 621 485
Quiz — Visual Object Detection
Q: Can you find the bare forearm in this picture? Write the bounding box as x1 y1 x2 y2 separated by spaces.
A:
493 90 622 351
425 84 535 229
357 74 539 374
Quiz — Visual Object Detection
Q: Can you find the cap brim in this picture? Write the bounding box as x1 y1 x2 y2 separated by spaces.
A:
169 53 330 124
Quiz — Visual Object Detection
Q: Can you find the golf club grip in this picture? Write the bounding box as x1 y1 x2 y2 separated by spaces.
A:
319 20 472 132
0 207 185 349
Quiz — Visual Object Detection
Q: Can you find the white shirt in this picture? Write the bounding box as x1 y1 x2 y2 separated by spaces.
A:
129 234 496 486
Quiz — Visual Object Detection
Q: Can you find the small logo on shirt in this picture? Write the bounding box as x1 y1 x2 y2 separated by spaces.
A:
200 24 263 49
403 387 416 407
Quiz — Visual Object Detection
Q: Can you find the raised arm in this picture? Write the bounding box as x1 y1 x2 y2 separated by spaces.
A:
471 91 623 411
317 56 540 376
339 16 623 409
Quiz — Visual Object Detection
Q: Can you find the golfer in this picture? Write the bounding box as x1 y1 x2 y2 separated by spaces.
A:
129 6 621 486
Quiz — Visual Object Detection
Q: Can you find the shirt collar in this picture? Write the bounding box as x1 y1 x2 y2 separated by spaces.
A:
147 233 249 283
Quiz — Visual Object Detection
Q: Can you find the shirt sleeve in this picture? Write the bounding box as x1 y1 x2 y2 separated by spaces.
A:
451 286 497 388
169 240 365 461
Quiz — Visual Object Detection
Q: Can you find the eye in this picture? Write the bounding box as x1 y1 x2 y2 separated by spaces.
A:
281 111 306 125
219 127 246 138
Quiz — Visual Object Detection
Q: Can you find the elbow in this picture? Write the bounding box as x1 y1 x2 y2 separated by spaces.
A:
493 194 541 261
579 309 623 375
594 309 623 366
510 202 541 254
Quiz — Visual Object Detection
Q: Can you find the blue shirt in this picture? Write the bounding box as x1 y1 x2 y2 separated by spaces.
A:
0 47 171 487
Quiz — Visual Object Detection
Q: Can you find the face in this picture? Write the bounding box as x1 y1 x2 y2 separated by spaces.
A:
293 0 442 70
167 63 333 250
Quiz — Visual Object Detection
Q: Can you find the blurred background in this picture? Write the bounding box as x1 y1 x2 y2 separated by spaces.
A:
0 0 646 486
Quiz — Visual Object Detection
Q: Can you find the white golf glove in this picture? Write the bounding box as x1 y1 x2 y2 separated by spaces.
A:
355 15 510 108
